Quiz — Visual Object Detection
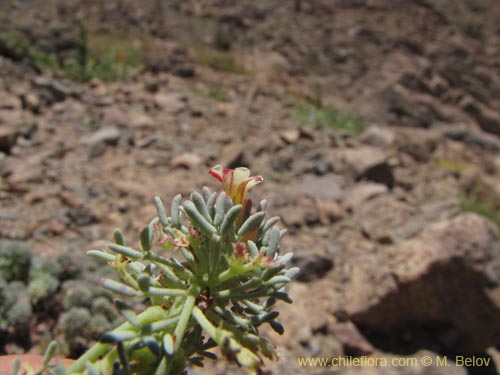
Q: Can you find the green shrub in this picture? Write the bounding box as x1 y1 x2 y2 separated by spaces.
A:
460 195 500 229
294 101 367 135
63 22 143 82
0 31 59 72
0 25 143 82
191 44 245 74
435 159 468 174
191 82 230 101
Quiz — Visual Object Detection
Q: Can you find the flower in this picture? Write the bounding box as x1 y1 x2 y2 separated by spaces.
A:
209 165 263 205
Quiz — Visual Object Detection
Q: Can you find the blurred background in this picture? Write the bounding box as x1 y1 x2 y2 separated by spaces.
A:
1 0 500 374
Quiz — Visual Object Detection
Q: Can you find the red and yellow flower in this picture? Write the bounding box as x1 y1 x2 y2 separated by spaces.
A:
209 165 263 205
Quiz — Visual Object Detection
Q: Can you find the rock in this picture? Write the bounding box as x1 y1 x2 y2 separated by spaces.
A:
0 94 21 110
294 174 345 201
440 123 500 152
171 153 203 169
463 100 500 136
315 198 345 224
340 147 394 188
270 280 340 349
355 194 416 243
5 154 45 185
346 213 500 354
172 63 196 78
31 76 69 102
343 183 389 211
215 102 236 117
487 347 500 374
279 206 307 229
58 191 84 209
0 126 17 153
329 322 375 356
82 127 120 147
129 110 154 129
389 199 459 242
396 128 439 162
341 351 467 375
154 93 186 114
292 253 333 282
280 128 301 144
360 125 395 148
22 92 40 112
220 143 248 170
101 107 130 128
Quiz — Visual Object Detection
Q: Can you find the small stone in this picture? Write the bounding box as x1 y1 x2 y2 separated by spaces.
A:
0 94 21 110
82 126 121 147
101 107 130 128
343 183 389 210
463 100 500 136
89 77 103 88
129 110 154 129
215 102 236 117
141 157 158 167
315 198 345 224
0 109 23 126
295 175 345 201
32 76 69 102
22 92 40 112
49 220 66 235
0 126 18 153
341 146 394 187
58 190 84 209
280 128 300 144
280 206 307 229
360 125 395 148
154 93 186 114
171 153 203 169
23 191 44 204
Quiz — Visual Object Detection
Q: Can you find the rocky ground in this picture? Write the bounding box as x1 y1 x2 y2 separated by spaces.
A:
1 0 500 374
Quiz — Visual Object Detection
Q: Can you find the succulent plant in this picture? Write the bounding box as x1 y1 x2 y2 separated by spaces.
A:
5 285 33 328
59 307 93 342
11 165 297 375
0 241 33 282
91 297 119 323
61 280 97 310
27 273 59 303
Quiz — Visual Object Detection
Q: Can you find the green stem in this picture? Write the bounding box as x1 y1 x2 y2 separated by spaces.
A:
216 262 254 285
173 289 198 351
192 306 217 339
66 306 169 374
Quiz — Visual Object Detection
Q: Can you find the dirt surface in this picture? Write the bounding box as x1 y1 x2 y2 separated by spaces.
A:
2 1 500 374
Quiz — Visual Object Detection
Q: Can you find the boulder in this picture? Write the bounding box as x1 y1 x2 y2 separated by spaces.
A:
346 213 500 354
